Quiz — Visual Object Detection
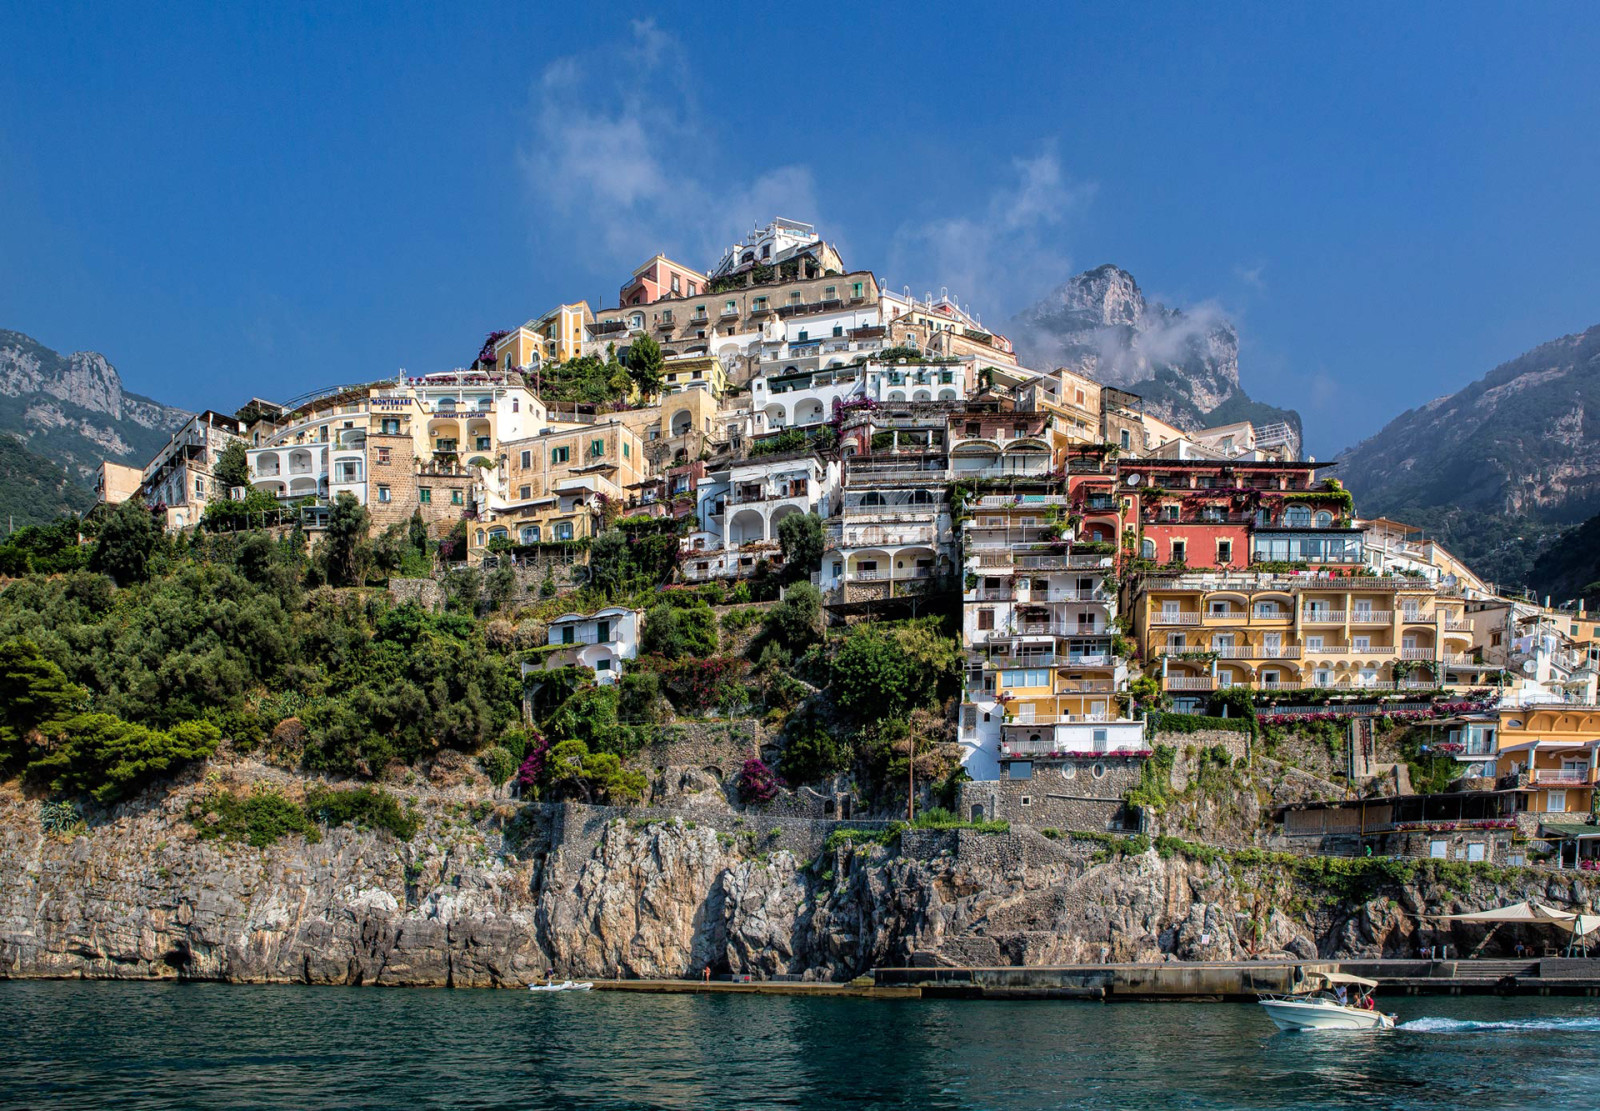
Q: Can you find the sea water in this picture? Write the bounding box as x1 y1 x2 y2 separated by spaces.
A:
4 981 1600 1110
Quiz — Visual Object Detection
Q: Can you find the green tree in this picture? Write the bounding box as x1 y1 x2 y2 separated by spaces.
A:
640 602 717 660
28 714 221 803
777 512 824 580
765 582 822 650
408 509 429 554
779 704 851 783
212 442 251 491
90 500 161 586
321 493 372 586
0 639 87 768
829 622 959 723
626 334 665 399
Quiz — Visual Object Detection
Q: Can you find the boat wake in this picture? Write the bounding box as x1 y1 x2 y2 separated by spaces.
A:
1401 1016 1600 1033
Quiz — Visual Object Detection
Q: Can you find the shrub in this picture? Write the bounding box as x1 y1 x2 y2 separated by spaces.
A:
480 746 518 787
640 601 718 660
190 787 320 848
736 756 782 803
765 583 821 649
303 786 419 840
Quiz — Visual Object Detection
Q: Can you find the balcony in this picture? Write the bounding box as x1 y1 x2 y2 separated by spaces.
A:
1152 612 1202 625
1302 610 1346 623
1350 611 1393 624
1166 677 1215 691
1400 647 1436 660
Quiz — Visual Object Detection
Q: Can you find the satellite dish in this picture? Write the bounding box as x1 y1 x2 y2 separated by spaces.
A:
1125 473 1143 486
1522 659 1538 675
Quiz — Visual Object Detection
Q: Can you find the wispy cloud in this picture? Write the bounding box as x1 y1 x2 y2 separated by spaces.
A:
521 20 820 272
886 145 1096 326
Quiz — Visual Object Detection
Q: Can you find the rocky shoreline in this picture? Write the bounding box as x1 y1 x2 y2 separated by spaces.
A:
2 760 1592 989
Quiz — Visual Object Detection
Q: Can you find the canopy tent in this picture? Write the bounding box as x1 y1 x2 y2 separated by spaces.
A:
1428 900 1600 955
1432 901 1575 925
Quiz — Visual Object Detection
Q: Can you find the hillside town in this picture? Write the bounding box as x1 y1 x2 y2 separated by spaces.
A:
89 218 1600 869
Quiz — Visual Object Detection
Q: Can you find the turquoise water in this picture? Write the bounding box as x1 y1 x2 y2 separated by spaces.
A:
5 982 1600 1110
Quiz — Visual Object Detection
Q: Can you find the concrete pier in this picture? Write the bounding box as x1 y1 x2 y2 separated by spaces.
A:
587 958 1600 1000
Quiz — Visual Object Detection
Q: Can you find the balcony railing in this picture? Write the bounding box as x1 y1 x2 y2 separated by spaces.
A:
1153 612 1202 625
1350 611 1393 624
1166 677 1215 691
1530 768 1596 786
1302 611 1346 623
1400 647 1436 660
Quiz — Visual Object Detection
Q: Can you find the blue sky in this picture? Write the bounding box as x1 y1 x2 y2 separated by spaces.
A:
1 2 1596 456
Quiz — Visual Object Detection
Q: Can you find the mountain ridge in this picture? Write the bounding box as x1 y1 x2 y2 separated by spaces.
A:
0 328 190 486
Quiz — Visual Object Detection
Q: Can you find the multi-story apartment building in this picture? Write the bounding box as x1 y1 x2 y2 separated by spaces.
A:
620 255 706 307
750 359 966 431
470 419 649 556
1362 517 1494 596
708 218 844 282
1492 705 1600 824
957 475 1140 782
494 303 594 369
247 370 543 537
140 410 249 530
948 407 1058 481
818 411 953 607
1120 460 1356 571
590 270 883 382
1131 571 1474 704
681 451 835 582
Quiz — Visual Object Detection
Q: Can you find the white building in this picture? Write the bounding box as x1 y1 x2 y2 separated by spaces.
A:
532 607 643 685
681 452 836 582
140 410 249 530
751 360 967 430
710 218 824 279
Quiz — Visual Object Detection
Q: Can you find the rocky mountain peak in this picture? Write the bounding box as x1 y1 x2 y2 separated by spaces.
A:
1008 266 1289 440
1048 264 1147 331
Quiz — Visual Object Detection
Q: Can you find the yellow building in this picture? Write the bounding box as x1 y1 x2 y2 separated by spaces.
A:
660 353 729 400
1133 571 1475 698
496 302 594 368
1494 705 1600 818
469 420 649 559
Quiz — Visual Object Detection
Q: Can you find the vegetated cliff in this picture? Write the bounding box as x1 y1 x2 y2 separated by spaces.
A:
1008 265 1301 443
0 757 1581 986
0 328 189 490
1337 322 1600 589
0 435 95 529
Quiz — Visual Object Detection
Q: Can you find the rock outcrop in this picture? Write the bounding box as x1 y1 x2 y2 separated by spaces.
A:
3 762 1589 988
1008 265 1300 443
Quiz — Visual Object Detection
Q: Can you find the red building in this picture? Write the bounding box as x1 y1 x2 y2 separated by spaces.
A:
1117 460 1356 571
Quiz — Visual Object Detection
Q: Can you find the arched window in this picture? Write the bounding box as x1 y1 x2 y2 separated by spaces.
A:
521 526 539 544
1314 510 1333 528
1284 505 1312 527
475 529 486 545
1141 538 1156 559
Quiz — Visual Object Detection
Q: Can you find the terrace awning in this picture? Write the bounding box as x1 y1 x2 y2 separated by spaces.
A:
1434 901 1575 925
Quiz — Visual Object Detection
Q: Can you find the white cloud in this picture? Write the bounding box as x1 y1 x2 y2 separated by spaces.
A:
521 21 820 272
886 145 1096 326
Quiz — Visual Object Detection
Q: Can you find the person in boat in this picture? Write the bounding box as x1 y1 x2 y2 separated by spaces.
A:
1335 985 1348 1006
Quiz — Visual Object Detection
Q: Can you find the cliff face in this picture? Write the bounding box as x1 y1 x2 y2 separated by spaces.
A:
1 764 1586 986
1008 265 1300 443
0 329 189 485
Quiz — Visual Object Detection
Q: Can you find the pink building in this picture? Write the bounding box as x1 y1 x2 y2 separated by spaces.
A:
619 255 706 307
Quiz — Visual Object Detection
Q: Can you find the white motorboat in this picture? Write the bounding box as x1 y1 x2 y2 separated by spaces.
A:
1259 972 1395 1032
528 979 594 992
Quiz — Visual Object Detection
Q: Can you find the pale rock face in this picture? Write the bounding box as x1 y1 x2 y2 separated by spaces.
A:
0 773 1583 986
1007 266 1266 432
